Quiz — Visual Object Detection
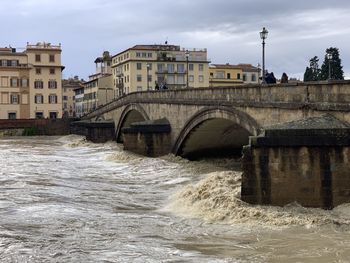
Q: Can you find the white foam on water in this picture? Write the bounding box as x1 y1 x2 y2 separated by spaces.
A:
165 170 350 229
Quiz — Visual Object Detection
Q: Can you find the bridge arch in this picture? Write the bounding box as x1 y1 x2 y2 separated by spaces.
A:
173 106 261 159
115 103 150 142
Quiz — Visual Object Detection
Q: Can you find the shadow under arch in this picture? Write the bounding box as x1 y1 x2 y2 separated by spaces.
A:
115 103 150 143
172 106 261 159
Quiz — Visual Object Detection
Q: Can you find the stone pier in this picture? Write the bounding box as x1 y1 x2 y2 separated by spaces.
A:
122 118 171 157
241 115 350 209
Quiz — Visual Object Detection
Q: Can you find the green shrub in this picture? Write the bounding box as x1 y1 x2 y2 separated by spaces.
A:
22 126 38 136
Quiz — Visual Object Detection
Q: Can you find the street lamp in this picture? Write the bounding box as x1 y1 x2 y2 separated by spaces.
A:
185 50 190 88
146 63 150 90
260 27 268 84
327 53 333 80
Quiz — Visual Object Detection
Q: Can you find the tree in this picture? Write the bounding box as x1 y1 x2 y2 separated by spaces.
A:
303 67 313 82
319 47 344 80
303 56 320 81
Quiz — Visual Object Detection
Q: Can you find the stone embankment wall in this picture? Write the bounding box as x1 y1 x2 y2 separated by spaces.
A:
0 119 72 136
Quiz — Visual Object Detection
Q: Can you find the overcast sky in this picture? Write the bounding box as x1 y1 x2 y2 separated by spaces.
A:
3 0 350 80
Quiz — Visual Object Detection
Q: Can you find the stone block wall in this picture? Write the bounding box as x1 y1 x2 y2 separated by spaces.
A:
242 146 350 209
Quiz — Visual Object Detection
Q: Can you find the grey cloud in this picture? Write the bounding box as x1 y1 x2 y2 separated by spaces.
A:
2 0 350 79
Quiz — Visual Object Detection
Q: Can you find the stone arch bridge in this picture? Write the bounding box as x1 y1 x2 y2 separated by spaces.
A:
82 81 350 158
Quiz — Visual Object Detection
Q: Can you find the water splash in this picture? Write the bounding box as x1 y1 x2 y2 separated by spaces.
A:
166 171 350 228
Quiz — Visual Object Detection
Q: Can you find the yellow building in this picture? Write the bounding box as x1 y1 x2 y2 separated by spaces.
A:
209 63 261 87
111 44 210 96
0 42 63 119
209 64 244 87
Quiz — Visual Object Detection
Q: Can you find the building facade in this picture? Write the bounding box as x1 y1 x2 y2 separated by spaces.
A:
82 51 114 114
239 64 260 84
209 64 244 87
0 42 63 119
111 44 210 96
62 76 84 118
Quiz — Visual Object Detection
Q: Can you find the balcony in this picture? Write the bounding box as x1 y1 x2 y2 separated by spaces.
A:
156 70 187 75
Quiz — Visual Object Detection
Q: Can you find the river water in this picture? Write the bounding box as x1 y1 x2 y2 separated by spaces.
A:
1 136 350 262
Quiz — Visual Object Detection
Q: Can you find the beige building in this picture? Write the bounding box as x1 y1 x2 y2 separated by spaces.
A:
239 64 260 84
62 76 84 118
111 44 210 96
0 42 63 119
209 64 244 87
209 63 260 87
82 51 114 114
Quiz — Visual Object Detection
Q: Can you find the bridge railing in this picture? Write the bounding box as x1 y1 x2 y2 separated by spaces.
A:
83 80 350 119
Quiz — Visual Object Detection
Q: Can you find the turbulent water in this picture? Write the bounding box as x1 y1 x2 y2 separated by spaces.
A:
1 136 350 262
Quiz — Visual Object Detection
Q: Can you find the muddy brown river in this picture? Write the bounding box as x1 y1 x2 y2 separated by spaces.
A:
0 136 350 262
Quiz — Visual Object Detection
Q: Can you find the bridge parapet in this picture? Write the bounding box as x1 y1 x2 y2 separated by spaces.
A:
83 80 350 121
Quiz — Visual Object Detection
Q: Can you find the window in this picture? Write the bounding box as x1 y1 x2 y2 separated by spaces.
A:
177 64 185 73
167 75 175 84
49 55 55 62
50 68 55 74
35 112 44 119
36 68 41 74
10 94 19 104
157 63 164 73
147 63 152 70
63 102 68 109
11 60 18 67
35 94 43 104
35 54 41 62
210 72 213 77
142 52 147 57
199 64 204 71
238 73 241 80
189 64 194 71
216 71 224 79
2 60 7 67
136 52 141 57
34 80 43 89
147 53 152 58
227 73 231 79
137 74 142 82
147 75 152 82
242 74 246 81
63 96 68 101
177 75 185 85
251 74 256 81
49 112 57 119
49 94 57 104
189 75 194 82
199 75 204 82
167 64 174 73
8 112 16 119
137 63 142 70
48 80 57 89
10 78 18 87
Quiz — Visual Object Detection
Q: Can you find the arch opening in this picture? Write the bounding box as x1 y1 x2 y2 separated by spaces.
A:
177 118 252 160
116 109 147 143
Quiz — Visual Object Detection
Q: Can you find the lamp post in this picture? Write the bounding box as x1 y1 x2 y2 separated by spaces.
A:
146 63 150 90
185 50 190 88
260 27 268 84
327 53 333 80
